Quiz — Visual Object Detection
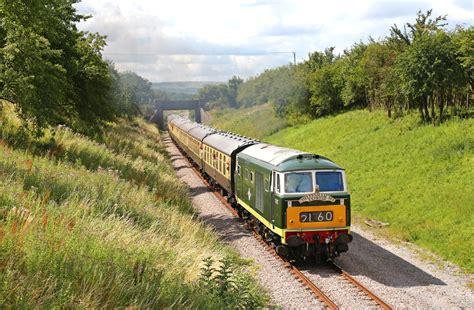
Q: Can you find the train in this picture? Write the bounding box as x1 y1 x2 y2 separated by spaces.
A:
168 114 352 263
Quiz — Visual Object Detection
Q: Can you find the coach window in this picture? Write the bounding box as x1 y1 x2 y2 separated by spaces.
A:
219 154 223 172
220 154 223 173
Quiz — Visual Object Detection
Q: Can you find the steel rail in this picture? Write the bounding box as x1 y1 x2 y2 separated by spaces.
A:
169 137 392 310
173 144 338 309
331 262 392 310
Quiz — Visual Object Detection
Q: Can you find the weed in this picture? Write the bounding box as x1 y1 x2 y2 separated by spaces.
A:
0 100 270 308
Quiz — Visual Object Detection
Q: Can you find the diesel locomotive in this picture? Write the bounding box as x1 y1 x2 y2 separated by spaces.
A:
168 115 352 262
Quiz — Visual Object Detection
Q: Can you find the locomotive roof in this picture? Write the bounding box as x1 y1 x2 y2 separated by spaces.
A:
203 132 257 156
239 143 342 170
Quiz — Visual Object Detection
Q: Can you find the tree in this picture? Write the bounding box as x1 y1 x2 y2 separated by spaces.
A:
198 83 229 110
396 26 465 120
118 71 153 105
360 41 398 115
339 42 368 108
308 62 344 117
452 26 473 113
227 76 243 108
0 0 117 133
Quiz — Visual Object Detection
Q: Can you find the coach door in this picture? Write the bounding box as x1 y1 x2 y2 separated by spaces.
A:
255 172 264 213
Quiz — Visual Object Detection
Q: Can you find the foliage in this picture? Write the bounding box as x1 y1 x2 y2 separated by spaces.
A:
199 257 268 309
233 10 473 123
392 11 467 121
0 101 269 307
197 76 243 110
0 1 156 135
109 67 154 118
0 0 116 133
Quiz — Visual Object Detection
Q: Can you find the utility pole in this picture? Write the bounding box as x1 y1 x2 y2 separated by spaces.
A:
293 52 296 66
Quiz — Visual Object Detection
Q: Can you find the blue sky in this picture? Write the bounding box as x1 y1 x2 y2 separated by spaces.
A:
75 0 473 82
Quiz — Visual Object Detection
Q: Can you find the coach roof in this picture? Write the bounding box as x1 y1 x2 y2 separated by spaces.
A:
188 124 216 140
203 131 257 156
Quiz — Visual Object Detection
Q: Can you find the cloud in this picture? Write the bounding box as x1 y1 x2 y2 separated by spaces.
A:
364 0 431 19
75 0 473 82
260 24 321 37
240 0 280 7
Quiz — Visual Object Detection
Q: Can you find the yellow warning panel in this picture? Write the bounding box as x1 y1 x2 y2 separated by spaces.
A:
286 205 346 229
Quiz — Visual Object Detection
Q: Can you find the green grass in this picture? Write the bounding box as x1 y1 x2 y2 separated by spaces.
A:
211 105 474 273
207 104 287 140
0 101 268 308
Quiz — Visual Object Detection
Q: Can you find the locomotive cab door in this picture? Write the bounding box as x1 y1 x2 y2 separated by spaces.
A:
270 171 278 226
235 160 242 198
255 172 264 213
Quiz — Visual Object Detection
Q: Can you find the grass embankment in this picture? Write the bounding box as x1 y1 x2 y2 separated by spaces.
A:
0 101 267 308
211 105 474 273
207 104 286 140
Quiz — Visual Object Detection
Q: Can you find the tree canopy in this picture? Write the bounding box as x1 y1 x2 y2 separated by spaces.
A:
0 0 152 134
233 10 472 123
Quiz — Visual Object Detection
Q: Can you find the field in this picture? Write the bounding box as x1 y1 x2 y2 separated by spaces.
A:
0 101 267 308
210 105 474 273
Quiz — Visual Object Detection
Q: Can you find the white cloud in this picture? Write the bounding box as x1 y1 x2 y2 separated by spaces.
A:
75 0 473 82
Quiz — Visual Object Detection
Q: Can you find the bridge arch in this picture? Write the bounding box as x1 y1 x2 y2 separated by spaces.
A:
150 99 203 130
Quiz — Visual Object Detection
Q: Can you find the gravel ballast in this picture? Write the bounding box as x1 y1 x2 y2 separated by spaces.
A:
165 134 474 309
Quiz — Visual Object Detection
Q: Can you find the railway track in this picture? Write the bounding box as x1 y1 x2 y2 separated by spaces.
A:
173 141 393 309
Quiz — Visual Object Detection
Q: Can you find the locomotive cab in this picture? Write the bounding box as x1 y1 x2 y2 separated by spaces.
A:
271 167 352 260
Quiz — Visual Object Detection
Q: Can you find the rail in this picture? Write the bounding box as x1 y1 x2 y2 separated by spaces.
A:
170 138 392 310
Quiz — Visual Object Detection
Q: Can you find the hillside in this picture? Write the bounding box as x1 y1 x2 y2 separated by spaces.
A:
0 101 267 308
206 104 287 139
209 105 474 273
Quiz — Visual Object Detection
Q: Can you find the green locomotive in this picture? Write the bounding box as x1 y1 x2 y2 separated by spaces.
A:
168 115 352 262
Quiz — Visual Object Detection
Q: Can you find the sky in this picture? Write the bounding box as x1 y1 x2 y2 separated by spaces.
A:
75 0 473 83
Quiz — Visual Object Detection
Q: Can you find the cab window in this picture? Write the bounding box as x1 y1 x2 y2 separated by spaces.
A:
316 171 344 192
285 172 313 193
